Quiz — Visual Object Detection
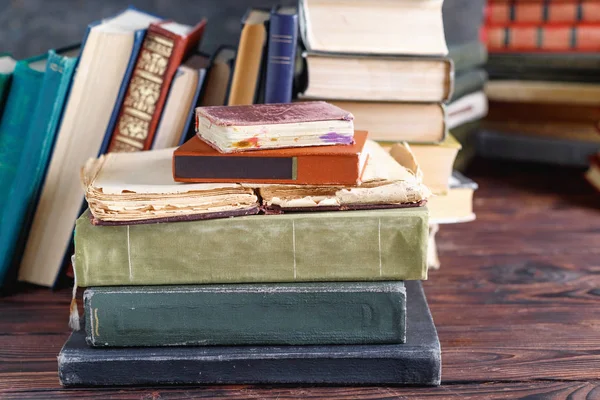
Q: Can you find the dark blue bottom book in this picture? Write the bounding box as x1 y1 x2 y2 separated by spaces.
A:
58 281 441 386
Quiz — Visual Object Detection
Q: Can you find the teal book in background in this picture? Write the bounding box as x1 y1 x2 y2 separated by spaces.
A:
0 53 17 117
0 54 46 210
0 47 78 288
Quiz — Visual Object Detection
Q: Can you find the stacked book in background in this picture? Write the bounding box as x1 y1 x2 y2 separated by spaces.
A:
292 0 482 269
482 0 600 167
58 102 441 386
444 0 488 171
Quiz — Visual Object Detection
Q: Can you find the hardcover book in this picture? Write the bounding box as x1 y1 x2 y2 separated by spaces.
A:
264 6 297 103
487 0 600 24
82 140 429 224
478 129 599 167
107 19 207 152
485 80 600 105
228 9 270 105
0 53 47 212
194 101 354 152
487 52 600 83
74 206 429 287
447 90 488 130
0 47 78 288
300 0 448 56
394 134 461 195
174 131 365 185
327 100 447 144
428 171 478 224
18 8 161 287
152 53 210 150
300 53 454 102
59 281 441 387
84 282 406 347
486 23 600 53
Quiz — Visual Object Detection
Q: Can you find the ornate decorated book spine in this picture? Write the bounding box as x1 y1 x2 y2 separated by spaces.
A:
107 20 206 152
84 282 406 347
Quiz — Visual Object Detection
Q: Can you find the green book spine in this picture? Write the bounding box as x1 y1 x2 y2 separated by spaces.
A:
74 207 428 286
84 282 406 346
450 68 487 103
0 54 46 211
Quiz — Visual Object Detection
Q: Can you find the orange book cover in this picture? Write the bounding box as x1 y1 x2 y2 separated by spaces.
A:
173 131 369 185
487 0 600 24
486 22 600 52
107 19 207 152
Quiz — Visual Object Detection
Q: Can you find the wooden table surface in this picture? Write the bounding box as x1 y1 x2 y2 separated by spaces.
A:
2 158 600 399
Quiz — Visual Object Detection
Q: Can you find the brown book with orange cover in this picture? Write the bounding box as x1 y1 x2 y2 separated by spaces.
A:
107 19 207 152
173 131 369 185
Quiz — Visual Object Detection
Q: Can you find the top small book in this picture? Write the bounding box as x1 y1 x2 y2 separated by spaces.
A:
195 101 354 153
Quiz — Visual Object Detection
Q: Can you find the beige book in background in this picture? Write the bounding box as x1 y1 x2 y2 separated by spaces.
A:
387 134 461 195
82 140 430 225
18 9 161 287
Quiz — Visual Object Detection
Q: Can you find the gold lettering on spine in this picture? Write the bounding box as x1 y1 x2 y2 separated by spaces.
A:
114 32 174 151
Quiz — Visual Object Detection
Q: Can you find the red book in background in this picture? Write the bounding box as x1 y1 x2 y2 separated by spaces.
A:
107 19 207 152
487 0 600 24
486 22 600 52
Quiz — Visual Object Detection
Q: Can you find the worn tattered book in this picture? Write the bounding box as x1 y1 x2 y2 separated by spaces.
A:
59 281 440 386
195 101 354 152
84 282 406 347
82 141 429 224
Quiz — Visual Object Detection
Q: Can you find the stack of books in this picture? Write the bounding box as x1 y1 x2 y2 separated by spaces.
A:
57 102 441 386
482 0 600 167
443 0 489 171
0 8 244 291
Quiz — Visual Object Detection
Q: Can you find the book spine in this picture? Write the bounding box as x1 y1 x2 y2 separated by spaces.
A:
228 23 267 105
0 49 78 287
264 11 298 103
74 208 428 286
0 59 45 209
84 282 406 347
173 152 360 185
488 0 600 24
107 22 205 152
487 23 600 52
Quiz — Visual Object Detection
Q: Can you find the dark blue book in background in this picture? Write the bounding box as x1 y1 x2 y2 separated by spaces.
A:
264 6 297 104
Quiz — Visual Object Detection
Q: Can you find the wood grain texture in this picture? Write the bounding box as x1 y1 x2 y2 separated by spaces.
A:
1 157 600 398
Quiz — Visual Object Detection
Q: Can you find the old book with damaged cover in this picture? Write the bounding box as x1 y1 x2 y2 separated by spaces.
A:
174 131 367 185
82 140 429 224
59 281 440 387
74 206 429 287
195 101 354 152
84 282 406 347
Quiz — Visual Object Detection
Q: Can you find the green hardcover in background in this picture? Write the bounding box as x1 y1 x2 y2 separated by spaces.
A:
0 47 78 288
448 41 487 74
75 207 429 286
84 282 406 347
450 68 487 102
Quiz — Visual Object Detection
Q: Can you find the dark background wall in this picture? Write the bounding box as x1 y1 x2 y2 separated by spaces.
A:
0 0 295 59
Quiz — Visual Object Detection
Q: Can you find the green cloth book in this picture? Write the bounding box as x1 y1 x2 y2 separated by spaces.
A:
74 207 428 286
0 46 79 288
84 282 406 347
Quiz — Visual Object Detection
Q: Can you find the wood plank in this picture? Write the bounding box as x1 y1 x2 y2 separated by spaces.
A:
1 381 600 399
